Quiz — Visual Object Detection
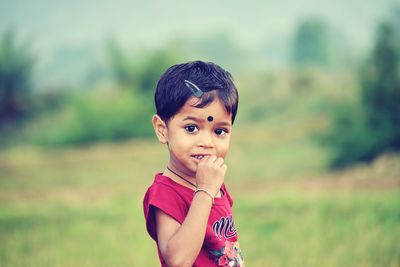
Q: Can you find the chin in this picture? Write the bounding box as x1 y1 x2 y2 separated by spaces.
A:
185 164 198 175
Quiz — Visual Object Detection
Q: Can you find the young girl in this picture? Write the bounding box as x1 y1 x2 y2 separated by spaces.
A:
143 61 244 267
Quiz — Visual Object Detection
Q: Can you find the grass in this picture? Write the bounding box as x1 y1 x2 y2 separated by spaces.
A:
0 135 399 267
0 140 162 267
235 191 400 267
0 70 399 266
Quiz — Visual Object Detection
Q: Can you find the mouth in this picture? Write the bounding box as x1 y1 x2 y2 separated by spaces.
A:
191 154 210 161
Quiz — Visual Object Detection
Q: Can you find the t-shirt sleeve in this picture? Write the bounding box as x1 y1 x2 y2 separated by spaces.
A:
143 183 189 241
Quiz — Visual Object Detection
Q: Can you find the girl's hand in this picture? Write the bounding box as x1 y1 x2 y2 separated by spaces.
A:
195 155 226 196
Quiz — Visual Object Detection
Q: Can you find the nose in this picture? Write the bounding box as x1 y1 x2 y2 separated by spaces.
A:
197 131 214 148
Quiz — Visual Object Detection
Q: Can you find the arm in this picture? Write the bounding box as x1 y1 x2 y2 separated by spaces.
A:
155 192 212 267
156 156 226 267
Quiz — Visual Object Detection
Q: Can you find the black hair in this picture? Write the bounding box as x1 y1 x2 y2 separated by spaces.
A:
154 60 239 124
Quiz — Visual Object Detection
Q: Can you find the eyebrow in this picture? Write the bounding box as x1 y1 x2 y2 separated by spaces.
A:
183 116 231 126
183 116 203 122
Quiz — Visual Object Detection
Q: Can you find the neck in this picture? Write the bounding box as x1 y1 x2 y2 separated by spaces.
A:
165 166 197 189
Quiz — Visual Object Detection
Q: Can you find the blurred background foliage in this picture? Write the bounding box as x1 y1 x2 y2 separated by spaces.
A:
291 18 332 67
1 9 399 167
320 21 400 168
0 30 35 131
0 1 400 266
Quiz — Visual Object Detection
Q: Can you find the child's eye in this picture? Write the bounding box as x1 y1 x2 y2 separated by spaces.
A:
184 125 199 133
214 128 228 136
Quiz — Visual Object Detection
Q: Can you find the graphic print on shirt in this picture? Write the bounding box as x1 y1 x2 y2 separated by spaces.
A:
210 240 245 267
212 215 237 240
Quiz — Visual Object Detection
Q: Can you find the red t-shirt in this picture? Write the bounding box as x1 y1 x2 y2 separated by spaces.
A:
143 173 245 267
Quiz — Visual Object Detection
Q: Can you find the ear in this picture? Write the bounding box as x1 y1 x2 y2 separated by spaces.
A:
152 114 168 144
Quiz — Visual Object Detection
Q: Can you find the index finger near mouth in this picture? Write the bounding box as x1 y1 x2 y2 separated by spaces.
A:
215 157 224 167
207 155 217 163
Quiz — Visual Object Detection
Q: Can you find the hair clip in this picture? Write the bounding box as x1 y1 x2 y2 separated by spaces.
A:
184 80 203 97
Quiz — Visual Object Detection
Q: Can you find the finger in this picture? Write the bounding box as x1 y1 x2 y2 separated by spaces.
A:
207 155 217 163
215 157 225 167
221 164 227 172
198 154 212 164
199 155 208 163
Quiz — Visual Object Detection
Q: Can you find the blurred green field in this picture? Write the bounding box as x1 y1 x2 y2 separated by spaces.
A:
1 2 400 266
1 64 399 267
1 124 399 266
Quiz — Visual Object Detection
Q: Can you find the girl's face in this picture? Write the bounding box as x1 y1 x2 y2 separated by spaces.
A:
161 97 232 179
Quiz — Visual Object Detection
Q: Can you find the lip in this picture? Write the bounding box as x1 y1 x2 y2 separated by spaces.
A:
191 154 212 162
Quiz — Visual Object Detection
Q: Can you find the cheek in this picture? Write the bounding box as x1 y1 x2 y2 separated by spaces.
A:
168 132 192 151
217 138 231 158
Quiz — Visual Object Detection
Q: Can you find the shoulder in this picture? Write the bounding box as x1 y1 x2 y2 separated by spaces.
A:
144 174 190 213
144 173 192 207
143 173 192 240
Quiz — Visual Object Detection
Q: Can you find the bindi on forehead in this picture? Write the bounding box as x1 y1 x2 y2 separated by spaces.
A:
207 116 214 122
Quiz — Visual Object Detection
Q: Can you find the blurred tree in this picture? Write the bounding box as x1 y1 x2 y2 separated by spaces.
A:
106 39 136 88
106 40 178 93
322 22 400 168
136 49 178 94
361 22 400 151
0 31 34 128
390 4 400 56
291 18 332 67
